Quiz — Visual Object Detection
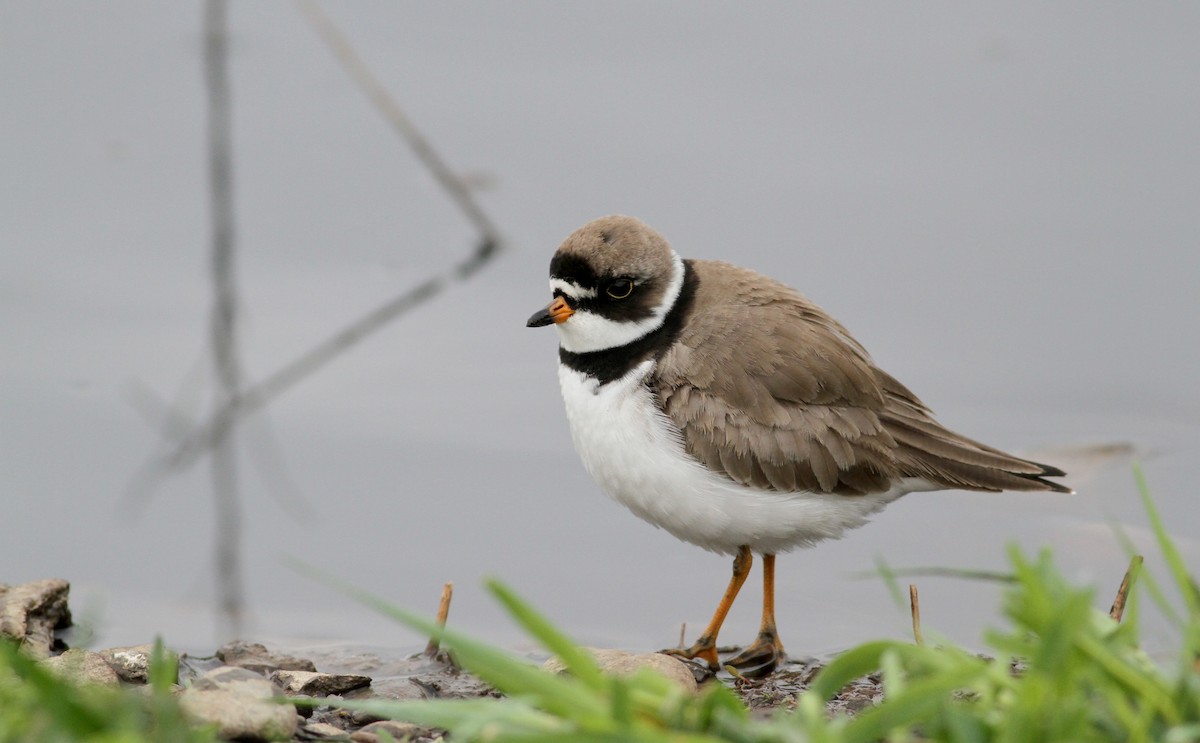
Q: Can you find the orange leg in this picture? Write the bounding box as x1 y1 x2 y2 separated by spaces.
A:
662 546 752 669
726 553 786 677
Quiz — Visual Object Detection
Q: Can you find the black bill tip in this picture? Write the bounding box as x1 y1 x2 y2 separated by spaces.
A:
526 308 554 327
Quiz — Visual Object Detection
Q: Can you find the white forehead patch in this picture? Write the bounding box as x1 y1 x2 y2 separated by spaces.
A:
549 278 597 300
555 251 685 354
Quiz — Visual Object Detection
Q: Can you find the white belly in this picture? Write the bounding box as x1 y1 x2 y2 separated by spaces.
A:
558 361 909 556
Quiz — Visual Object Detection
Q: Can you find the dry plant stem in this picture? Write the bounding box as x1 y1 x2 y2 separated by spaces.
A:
909 584 924 646
853 566 1016 583
1109 555 1143 622
679 622 687 650
127 2 506 502
142 265 488 486
294 0 502 247
425 582 454 656
204 0 245 639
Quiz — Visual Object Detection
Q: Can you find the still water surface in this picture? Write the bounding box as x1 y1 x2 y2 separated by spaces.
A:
2 3 1198 659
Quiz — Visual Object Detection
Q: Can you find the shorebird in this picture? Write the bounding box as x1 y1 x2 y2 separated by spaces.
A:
527 215 1070 676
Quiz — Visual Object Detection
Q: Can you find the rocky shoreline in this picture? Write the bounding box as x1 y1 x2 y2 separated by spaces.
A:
2 579 879 741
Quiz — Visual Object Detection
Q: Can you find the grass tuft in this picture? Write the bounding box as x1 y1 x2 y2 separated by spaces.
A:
0 636 214 742
308 469 1200 742
3 468 1196 742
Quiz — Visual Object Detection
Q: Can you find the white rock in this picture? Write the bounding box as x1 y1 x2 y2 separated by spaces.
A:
180 667 298 741
43 649 120 687
300 721 349 738
542 648 698 692
98 643 157 683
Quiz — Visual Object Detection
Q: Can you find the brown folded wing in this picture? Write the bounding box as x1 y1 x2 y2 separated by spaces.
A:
652 260 1069 496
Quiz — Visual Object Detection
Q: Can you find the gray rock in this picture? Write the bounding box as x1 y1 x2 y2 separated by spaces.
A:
180 666 299 741
177 650 227 684
272 669 371 696
299 721 352 739
305 706 359 733
216 640 317 674
353 720 428 742
43 648 120 687
542 648 698 693
347 706 387 727
192 665 268 689
98 643 158 683
359 677 427 701
0 578 72 658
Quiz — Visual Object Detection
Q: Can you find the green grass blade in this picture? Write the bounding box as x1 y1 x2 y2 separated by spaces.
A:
486 578 606 691
848 566 1015 583
808 640 894 700
872 556 906 611
0 641 108 734
841 666 986 743
284 558 610 723
1076 634 1180 724
317 697 563 734
609 677 632 728
1134 463 1200 622
148 636 177 693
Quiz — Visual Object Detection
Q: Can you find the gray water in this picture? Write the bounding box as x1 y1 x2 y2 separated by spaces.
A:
3 3 1198 660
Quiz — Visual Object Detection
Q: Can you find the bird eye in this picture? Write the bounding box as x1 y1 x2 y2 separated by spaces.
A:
606 278 634 299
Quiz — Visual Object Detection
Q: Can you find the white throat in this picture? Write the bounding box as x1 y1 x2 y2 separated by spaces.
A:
554 251 685 354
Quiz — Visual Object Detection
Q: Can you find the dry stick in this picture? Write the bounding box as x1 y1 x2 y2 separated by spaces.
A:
294 0 503 247
909 584 924 646
129 232 498 505
122 378 312 522
126 3 505 499
157 256 492 474
134 274 447 486
425 582 455 656
679 622 687 650
851 566 1016 583
1109 555 1143 622
204 0 246 640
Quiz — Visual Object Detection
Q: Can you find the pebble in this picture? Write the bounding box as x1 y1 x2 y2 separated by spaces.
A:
351 719 430 742
0 578 72 658
98 643 156 683
358 676 428 701
273 669 372 696
217 639 318 674
180 666 299 741
542 648 699 692
298 721 352 739
43 648 120 687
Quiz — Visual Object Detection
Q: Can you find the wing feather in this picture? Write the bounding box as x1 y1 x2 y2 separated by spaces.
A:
652 260 1069 496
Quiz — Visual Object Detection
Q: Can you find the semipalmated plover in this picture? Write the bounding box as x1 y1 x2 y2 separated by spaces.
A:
527 215 1070 676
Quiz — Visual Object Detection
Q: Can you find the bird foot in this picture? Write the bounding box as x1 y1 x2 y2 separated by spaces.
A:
661 635 719 670
662 634 784 678
725 636 785 678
